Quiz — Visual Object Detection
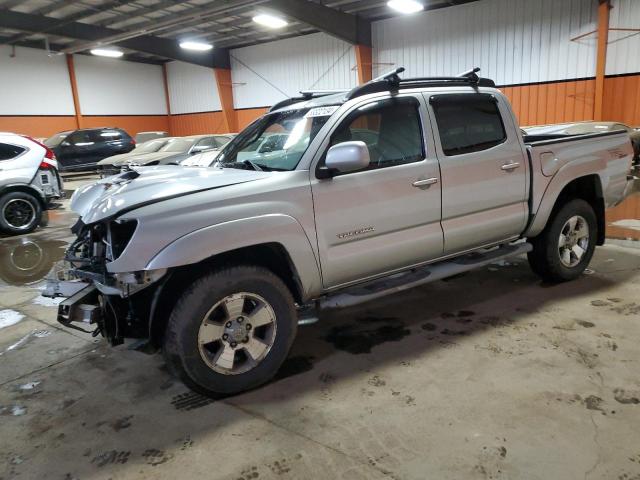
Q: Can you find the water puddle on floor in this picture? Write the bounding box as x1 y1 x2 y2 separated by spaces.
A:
0 238 67 287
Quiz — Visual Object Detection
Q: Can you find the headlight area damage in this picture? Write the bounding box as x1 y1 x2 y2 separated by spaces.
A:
44 218 166 346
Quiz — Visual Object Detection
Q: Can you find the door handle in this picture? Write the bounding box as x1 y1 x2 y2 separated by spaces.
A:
412 177 438 188
501 162 520 171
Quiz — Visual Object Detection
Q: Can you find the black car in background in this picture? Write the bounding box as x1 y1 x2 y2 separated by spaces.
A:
44 127 135 171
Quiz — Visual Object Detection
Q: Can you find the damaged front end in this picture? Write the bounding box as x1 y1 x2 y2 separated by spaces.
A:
44 218 166 346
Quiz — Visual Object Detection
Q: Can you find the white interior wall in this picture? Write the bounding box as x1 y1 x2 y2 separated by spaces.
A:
607 0 640 76
230 32 359 109
0 46 75 115
165 61 221 114
373 0 600 86
73 54 166 115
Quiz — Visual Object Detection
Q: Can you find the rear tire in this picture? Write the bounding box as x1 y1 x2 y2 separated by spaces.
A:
163 265 297 396
527 198 597 282
0 191 42 235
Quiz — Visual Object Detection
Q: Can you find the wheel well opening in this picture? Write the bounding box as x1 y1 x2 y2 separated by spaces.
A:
148 243 303 348
0 186 46 209
555 175 605 245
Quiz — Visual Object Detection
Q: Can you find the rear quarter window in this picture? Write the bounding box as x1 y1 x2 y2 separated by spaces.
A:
431 93 507 156
0 143 26 160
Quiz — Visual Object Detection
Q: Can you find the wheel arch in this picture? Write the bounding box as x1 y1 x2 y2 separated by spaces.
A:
0 184 47 209
526 173 606 245
147 242 309 349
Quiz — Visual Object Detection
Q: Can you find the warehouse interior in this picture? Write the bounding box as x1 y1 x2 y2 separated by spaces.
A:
0 0 639 479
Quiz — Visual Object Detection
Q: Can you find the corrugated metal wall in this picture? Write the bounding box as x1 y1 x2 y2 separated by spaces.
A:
165 61 221 114
607 0 640 76
0 46 75 115
373 0 599 85
74 55 166 115
230 32 358 109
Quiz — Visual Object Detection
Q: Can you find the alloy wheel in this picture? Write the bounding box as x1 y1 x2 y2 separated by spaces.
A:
558 215 589 268
197 292 277 375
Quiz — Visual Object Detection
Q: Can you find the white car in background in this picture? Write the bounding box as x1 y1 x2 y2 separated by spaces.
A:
0 133 63 235
179 148 221 167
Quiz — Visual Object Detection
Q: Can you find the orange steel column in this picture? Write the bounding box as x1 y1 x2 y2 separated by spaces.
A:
355 44 372 85
594 0 611 120
162 63 172 134
214 68 238 133
66 54 83 129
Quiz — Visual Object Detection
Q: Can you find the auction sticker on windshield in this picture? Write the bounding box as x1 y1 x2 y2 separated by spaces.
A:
305 106 339 118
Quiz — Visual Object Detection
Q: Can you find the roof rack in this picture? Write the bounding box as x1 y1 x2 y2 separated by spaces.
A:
345 66 495 100
268 67 496 112
269 89 349 112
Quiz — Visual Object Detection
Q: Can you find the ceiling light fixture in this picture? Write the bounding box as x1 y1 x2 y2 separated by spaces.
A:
252 13 288 29
179 40 213 51
387 0 424 14
90 48 123 58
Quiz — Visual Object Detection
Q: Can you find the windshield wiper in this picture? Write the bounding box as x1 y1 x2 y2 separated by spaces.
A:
220 160 281 172
243 159 263 171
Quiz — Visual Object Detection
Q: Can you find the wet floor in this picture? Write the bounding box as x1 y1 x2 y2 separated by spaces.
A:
0 178 639 479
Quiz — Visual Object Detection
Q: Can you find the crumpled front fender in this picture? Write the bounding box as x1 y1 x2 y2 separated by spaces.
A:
145 214 323 299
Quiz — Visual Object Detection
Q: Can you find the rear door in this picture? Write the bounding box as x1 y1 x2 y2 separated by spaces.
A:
311 95 443 288
427 92 528 254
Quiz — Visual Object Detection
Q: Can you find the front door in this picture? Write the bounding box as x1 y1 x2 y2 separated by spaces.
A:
311 95 443 289
427 92 528 254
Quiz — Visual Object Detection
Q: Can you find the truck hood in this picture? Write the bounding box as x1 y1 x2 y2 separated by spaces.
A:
70 165 272 224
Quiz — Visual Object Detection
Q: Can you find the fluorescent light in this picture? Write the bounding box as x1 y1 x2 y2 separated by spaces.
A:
387 0 424 14
179 40 213 51
90 48 123 58
252 13 288 29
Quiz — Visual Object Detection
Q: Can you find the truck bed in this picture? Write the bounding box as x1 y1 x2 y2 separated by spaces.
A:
523 129 635 238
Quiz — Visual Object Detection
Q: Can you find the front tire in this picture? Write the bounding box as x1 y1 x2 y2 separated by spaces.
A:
527 198 597 282
0 191 42 235
163 265 297 396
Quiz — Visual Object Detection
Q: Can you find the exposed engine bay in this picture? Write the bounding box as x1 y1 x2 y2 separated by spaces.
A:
46 218 165 347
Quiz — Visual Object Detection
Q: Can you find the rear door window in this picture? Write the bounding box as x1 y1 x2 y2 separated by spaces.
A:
0 143 26 160
431 94 506 156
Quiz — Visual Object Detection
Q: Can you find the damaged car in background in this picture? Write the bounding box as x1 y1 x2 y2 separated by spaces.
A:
45 68 640 396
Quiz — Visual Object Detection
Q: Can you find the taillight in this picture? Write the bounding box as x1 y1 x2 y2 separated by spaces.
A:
130 138 136 145
39 161 53 169
21 135 57 160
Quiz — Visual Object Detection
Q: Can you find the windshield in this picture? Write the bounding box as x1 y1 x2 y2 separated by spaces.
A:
216 107 336 171
44 132 70 147
136 138 168 153
159 138 197 153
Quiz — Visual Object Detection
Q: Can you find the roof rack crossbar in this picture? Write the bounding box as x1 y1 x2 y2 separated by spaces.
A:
345 66 494 100
269 89 349 112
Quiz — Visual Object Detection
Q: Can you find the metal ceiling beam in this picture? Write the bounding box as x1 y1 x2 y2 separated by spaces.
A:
1 0 126 48
260 0 372 46
0 9 230 68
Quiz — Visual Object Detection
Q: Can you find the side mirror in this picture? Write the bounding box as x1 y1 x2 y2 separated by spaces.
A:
191 145 209 154
320 141 370 178
60 141 71 147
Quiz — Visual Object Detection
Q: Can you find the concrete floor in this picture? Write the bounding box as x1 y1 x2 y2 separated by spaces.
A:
1 176 639 480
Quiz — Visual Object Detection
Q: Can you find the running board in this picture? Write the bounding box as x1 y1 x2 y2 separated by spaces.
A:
318 242 532 310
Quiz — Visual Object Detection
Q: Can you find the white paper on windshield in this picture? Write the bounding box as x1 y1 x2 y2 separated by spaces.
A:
304 106 339 118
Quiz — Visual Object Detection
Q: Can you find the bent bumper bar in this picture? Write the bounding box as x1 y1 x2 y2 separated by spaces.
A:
46 280 101 334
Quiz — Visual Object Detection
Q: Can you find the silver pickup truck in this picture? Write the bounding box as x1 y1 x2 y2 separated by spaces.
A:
46 68 640 395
